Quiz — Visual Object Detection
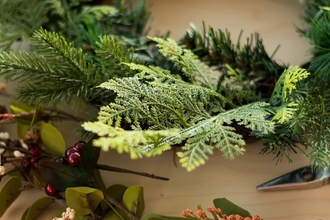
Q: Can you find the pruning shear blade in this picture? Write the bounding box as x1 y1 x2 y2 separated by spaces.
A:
256 166 330 191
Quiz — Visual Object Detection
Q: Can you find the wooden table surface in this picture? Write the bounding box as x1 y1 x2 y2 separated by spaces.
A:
2 1 328 220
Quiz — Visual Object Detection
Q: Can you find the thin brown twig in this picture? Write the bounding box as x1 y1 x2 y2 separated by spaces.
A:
95 164 169 181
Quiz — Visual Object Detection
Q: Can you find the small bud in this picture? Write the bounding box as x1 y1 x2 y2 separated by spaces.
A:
0 165 5 175
13 150 25 158
0 132 9 139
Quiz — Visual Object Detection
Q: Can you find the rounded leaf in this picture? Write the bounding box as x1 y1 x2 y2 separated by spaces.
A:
0 176 22 217
24 197 54 220
65 187 104 216
39 121 66 156
122 186 145 218
213 197 251 217
102 209 125 220
105 184 128 202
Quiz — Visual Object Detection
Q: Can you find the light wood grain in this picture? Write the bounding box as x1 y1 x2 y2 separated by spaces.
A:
1 1 327 220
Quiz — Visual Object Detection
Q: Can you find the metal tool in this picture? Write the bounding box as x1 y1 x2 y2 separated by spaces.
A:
256 166 330 191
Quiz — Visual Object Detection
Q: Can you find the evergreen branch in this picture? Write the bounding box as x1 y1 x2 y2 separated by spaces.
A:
0 0 51 50
31 28 96 76
95 35 138 79
0 28 103 105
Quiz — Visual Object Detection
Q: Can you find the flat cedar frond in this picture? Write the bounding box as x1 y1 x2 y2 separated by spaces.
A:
98 76 211 130
151 37 215 89
272 102 298 124
81 121 179 159
270 66 310 106
174 102 273 171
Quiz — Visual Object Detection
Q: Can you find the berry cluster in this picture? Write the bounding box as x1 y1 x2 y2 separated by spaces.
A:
45 141 86 197
56 141 86 167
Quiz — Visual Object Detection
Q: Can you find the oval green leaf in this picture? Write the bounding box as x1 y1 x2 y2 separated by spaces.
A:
0 176 22 217
213 198 251 217
102 209 125 220
122 186 145 219
39 121 66 156
10 103 35 125
17 123 30 139
80 140 100 176
105 184 127 202
24 197 54 220
65 187 104 216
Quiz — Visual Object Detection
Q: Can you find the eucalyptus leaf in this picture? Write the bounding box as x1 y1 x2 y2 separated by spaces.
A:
80 140 100 176
10 104 34 125
102 209 125 220
122 186 145 218
17 123 30 139
23 197 54 220
105 184 128 202
65 187 104 216
0 176 22 217
38 160 91 191
213 198 251 217
141 213 187 220
39 121 66 156
92 169 106 191
21 207 29 220
8 169 25 181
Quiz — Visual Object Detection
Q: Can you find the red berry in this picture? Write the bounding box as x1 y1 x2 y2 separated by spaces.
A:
74 141 86 151
66 151 82 167
30 157 40 164
11 140 22 148
45 183 58 197
27 143 37 150
29 149 40 158
21 158 31 168
65 147 78 158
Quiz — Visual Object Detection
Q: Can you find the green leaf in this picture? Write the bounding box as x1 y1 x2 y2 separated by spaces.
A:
23 197 54 220
213 198 251 217
0 176 22 217
65 187 104 216
38 160 90 192
8 169 25 181
141 213 187 220
10 104 34 125
39 121 66 156
17 123 30 139
105 184 128 202
92 169 106 191
80 140 100 176
122 186 145 219
102 209 125 220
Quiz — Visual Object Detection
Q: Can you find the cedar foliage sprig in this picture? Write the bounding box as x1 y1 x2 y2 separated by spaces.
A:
83 37 275 171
